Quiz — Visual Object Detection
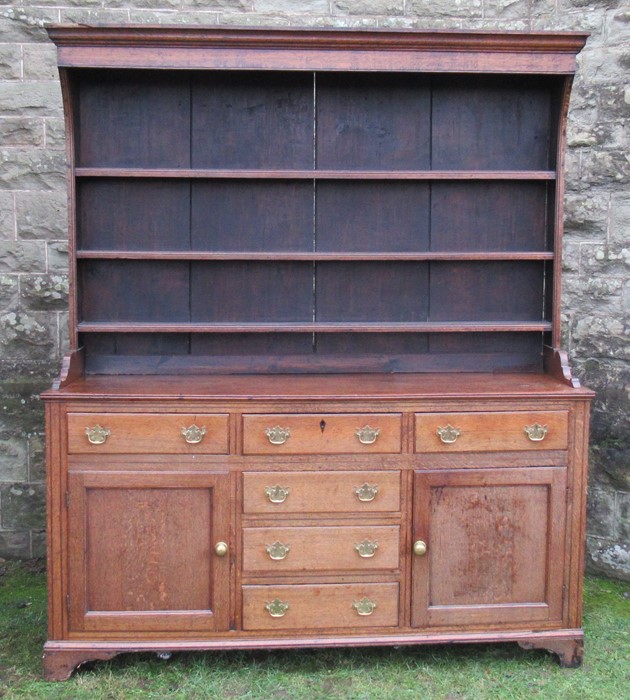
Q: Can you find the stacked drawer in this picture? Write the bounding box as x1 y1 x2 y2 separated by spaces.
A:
241 413 402 631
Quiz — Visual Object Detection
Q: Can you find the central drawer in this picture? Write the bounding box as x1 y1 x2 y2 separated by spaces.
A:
243 470 401 514
242 582 399 630
243 525 400 573
242 413 402 454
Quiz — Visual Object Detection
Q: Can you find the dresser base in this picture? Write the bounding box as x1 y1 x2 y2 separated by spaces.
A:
43 630 584 681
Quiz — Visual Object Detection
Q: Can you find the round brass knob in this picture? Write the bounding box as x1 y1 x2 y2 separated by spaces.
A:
215 541 228 557
413 540 427 557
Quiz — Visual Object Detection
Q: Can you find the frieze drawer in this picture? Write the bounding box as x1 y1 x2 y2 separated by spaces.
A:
67 413 229 454
415 411 569 453
242 413 402 454
242 582 399 630
243 525 400 574
243 470 401 514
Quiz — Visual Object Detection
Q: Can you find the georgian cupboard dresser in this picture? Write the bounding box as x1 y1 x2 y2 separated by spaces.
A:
43 26 593 680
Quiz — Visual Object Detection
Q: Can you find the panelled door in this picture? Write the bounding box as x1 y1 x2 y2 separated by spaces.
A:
411 467 567 629
67 470 230 634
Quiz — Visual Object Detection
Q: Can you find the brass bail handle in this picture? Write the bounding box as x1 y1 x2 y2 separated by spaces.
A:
85 425 111 445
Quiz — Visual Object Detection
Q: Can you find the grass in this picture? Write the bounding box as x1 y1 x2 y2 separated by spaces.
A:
0 560 628 699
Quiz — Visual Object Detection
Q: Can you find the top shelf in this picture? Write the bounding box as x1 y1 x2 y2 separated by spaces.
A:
74 168 557 181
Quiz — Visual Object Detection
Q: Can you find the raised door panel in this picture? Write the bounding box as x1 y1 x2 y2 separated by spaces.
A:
411 468 566 629
67 471 230 634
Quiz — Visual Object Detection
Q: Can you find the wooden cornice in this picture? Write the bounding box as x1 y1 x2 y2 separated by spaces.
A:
46 25 589 74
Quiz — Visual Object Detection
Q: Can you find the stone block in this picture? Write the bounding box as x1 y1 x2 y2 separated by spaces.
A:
564 191 609 238
183 0 251 8
332 0 404 15
257 0 328 11
16 191 67 241
0 11 59 43
46 241 68 274
561 241 581 273
31 528 46 558
20 274 69 311
128 10 220 23
406 0 482 18
0 241 46 273
0 43 21 80
573 314 628 361
610 193 630 243
44 118 66 149
0 311 56 361
60 8 146 24
0 191 13 240
586 536 630 582
480 0 541 20
617 492 630 541
28 433 45 482
0 435 27 481
0 148 66 190
0 482 46 530
0 82 62 117
22 43 58 81
581 243 629 275
587 488 616 538
0 274 18 310
0 117 45 147
0 530 31 559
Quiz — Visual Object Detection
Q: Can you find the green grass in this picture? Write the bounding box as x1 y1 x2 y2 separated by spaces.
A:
0 560 628 699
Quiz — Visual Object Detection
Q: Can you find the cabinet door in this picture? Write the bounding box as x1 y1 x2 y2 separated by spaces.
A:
411 468 566 629
67 470 230 634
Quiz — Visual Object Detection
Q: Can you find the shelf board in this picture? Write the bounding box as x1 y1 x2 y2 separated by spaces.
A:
77 321 553 334
74 168 557 181
76 251 554 261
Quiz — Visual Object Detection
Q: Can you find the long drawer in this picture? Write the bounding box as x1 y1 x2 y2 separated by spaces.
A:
243 525 400 573
415 411 569 453
243 470 401 514
242 413 402 454
242 582 399 630
67 413 229 454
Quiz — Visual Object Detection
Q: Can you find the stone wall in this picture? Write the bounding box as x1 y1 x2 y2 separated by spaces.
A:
0 1 628 580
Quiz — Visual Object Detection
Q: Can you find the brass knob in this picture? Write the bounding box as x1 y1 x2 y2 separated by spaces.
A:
437 425 461 444
413 540 427 557
181 424 207 444
85 425 111 445
524 423 548 442
355 425 380 445
265 426 291 445
215 541 228 557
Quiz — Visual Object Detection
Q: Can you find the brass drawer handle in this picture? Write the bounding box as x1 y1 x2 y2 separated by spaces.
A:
265 599 289 618
266 541 291 561
265 426 291 445
413 540 427 557
354 483 379 502
265 485 290 504
524 423 548 442
352 597 377 616
437 424 461 444
181 424 206 444
354 540 379 558
355 425 380 445
85 425 111 445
